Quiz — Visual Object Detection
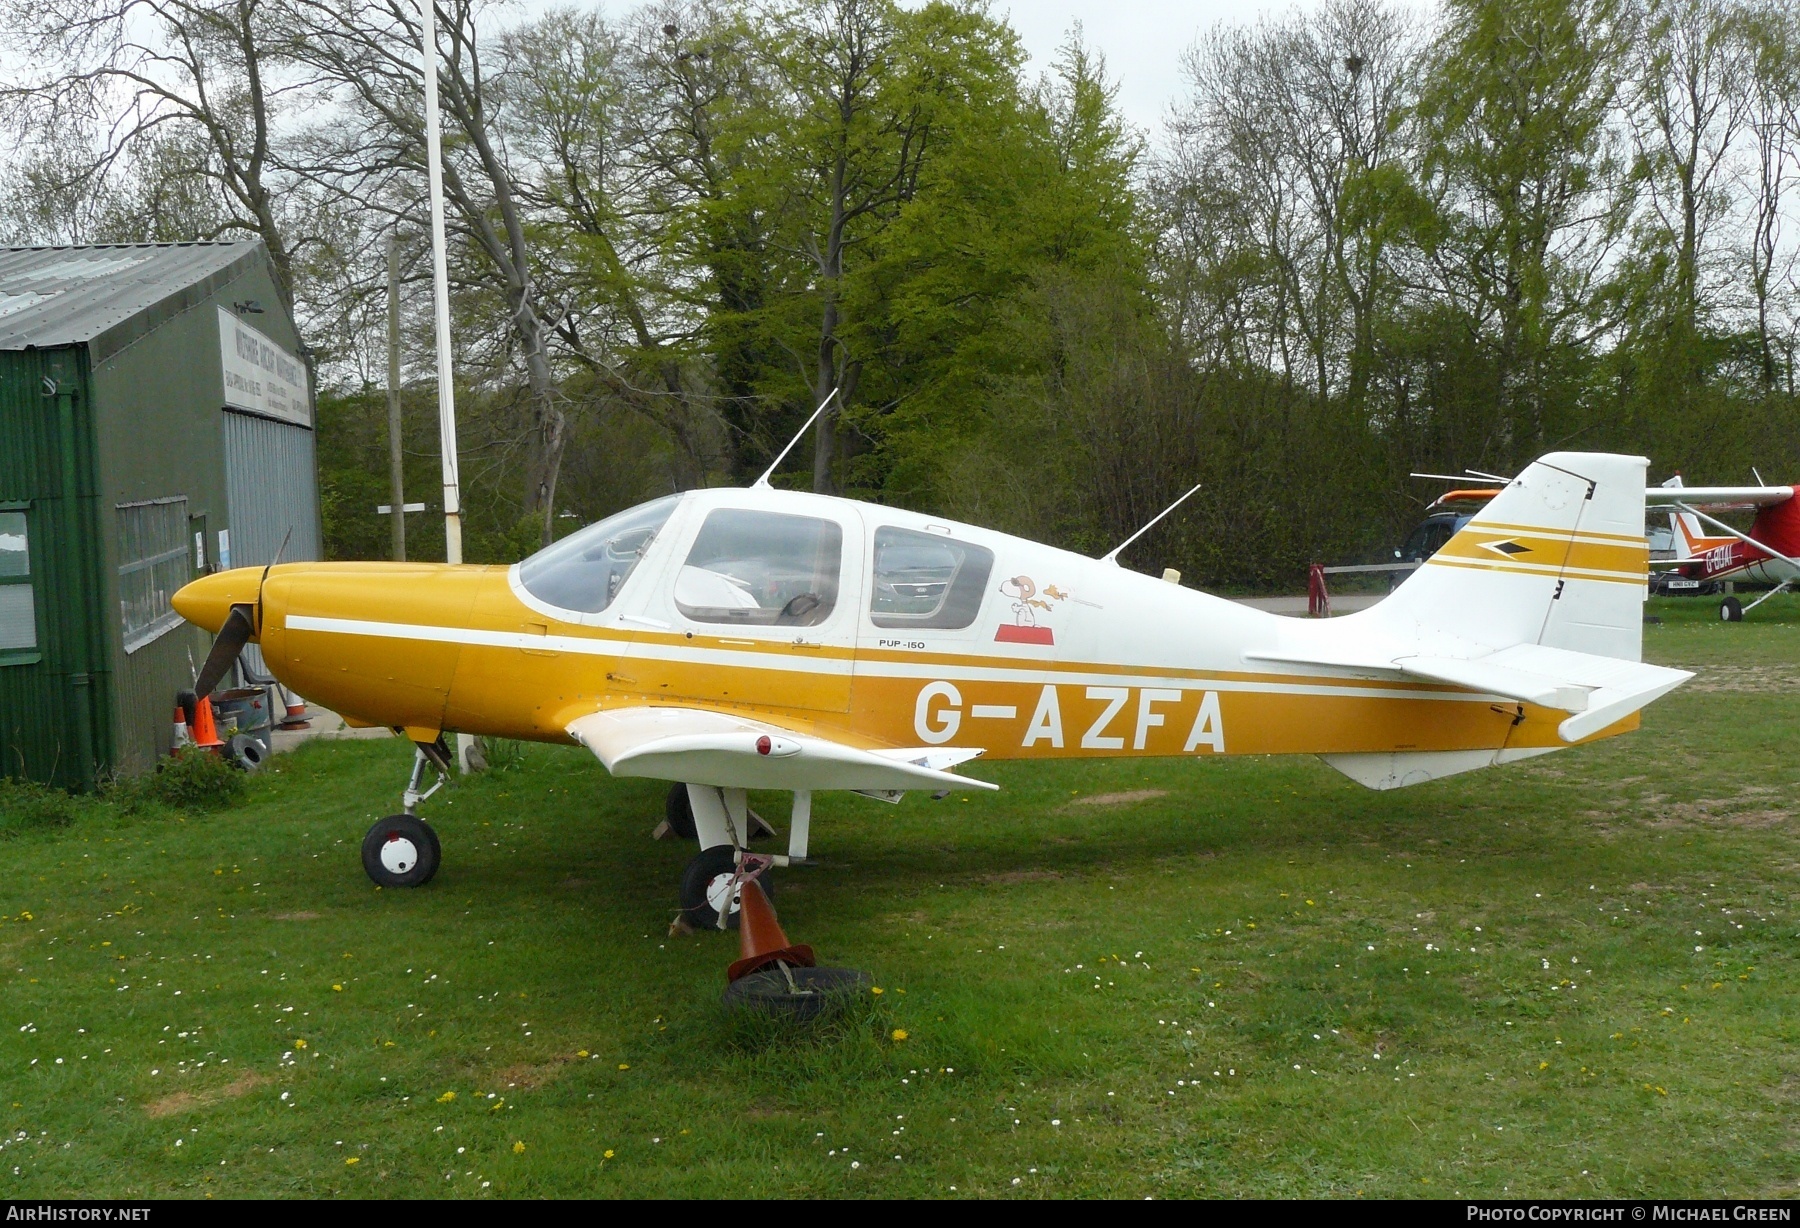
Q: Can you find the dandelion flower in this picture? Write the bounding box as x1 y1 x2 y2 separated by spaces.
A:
294 1039 307 1048
603 1150 614 1159
891 1029 908 1042
332 985 342 992
513 1141 525 1154
577 1050 589 1058
436 1091 456 1104
345 1157 359 1166
870 987 884 995
618 1063 630 1071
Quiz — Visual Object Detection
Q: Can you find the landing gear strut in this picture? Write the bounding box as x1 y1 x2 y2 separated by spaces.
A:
671 784 808 932
361 739 450 888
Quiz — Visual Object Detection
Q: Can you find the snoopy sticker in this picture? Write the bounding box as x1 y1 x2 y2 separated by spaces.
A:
995 575 1068 645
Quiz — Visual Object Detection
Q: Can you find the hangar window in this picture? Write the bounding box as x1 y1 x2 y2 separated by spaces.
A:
869 527 993 629
117 497 191 653
517 494 680 614
0 509 38 659
675 509 842 628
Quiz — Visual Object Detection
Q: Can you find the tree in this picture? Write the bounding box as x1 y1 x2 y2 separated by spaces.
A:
744 0 940 492
1740 1 1800 389
1415 0 1626 464
1623 0 1750 374
1167 0 1423 411
0 0 307 312
288 0 604 543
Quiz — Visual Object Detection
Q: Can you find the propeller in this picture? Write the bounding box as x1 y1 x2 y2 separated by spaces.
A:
194 604 257 700
185 528 294 712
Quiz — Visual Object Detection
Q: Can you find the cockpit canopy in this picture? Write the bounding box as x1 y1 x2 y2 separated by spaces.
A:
516 494 679 613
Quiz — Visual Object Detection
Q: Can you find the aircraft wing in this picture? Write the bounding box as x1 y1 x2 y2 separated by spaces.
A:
1244 644 1691 743
1645 485 1794 507
567 706 998 793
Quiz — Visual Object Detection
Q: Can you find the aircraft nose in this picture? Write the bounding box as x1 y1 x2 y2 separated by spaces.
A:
172 567 265 635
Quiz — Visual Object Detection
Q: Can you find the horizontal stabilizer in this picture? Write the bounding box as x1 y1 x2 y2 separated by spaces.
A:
568 706 998 793
1247 644 1690 742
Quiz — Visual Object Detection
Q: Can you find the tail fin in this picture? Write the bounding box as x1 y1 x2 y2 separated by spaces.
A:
1661 476 1700 561
1375 452 1650 661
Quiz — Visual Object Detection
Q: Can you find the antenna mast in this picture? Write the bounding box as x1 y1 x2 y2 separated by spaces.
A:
1101 482 1202 565
754 386 841 488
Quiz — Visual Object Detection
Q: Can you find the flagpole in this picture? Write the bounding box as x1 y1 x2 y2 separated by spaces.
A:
420 0 462 567
420 0 473 773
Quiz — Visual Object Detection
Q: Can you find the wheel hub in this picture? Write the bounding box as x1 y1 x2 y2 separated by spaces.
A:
380 835 418 875
705 872 741 917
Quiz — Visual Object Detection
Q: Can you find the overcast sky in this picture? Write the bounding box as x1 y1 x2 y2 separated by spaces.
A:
971 0 1327 136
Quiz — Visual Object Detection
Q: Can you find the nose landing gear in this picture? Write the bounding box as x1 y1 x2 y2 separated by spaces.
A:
361 738 451 888
362 813 441 887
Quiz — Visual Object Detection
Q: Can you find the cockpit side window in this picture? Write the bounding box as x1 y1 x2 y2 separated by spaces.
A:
675 509 842 627
869 527 993 629
516 494 680 614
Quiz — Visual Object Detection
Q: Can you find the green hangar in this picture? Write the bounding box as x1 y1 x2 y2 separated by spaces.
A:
0 242 321 790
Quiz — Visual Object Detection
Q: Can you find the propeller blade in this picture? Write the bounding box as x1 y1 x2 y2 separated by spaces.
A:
194 604 256 699
257 527 293 629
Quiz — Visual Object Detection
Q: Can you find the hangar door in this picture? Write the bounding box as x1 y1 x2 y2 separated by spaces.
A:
222 409 321 569
217 306 320 678
217 306 320 571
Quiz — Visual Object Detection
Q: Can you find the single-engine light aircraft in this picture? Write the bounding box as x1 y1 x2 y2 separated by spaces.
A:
173 450 1689 933
1645 476 1800 620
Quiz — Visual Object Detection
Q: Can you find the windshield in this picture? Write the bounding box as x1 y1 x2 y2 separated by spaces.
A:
516 495 680 614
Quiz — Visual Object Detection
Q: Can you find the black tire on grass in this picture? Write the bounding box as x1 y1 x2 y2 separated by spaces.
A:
722 965 873 1021
361 814 441 888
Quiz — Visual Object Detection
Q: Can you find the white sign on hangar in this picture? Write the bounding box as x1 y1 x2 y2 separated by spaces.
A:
218 306 311 427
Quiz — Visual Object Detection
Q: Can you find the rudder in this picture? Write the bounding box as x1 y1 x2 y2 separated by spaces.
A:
1375 453 1650 662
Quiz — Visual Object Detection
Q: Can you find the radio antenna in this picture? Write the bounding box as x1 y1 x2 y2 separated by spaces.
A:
1101 482 1202 565
754 385 841 489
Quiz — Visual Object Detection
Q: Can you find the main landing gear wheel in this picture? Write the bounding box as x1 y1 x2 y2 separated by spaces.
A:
665 783 698 841
679 845 773 931
1720 596 1744 622
362 814 441 888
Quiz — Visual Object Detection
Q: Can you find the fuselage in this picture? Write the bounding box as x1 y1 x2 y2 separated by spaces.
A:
173 486 1626 765
1671 494 1800 586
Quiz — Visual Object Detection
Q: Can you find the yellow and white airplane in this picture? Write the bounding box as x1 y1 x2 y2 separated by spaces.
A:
173 449 1689 930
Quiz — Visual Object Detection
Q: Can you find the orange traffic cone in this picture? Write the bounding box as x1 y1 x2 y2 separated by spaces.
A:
726 878 816 983
190 696 225 751
276 687 311 730
171 706 192 750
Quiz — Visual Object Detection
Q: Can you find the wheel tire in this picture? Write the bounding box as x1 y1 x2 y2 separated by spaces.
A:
678 845 771 931
361 814 441 888
1720 596 1744 622
722 965 873 1021
665 783 697 841
227 733 266 772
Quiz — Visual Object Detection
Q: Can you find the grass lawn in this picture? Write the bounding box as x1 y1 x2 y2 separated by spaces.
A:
2 595 1797 1198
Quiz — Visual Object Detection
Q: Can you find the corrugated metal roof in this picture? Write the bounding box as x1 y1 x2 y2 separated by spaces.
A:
0 242 264 351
